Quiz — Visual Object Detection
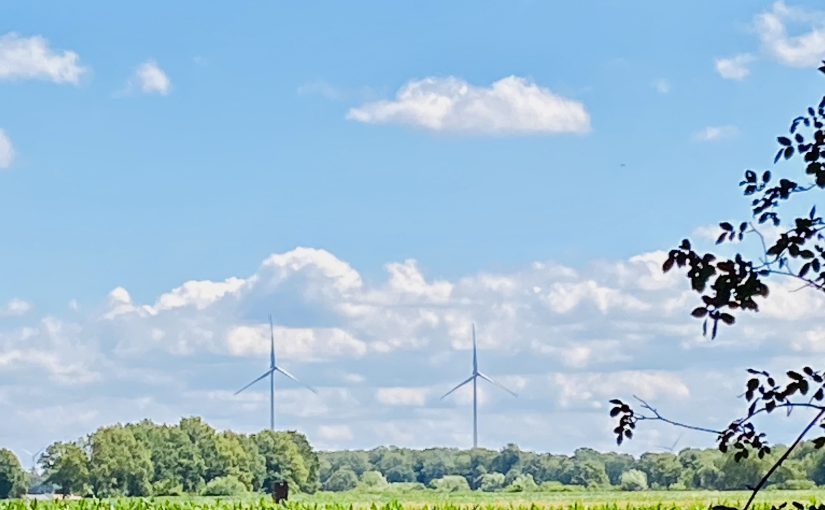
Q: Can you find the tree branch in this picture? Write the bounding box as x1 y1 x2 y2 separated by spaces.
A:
633 396 722 435
742 407 825 510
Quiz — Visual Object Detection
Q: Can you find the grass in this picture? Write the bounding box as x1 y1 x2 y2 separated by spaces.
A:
6 490 825 510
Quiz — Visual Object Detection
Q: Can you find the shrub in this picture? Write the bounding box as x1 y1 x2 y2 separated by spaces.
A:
359 470 388 489
152 479 184 496
478 472 506 492
322 467 358 492
505 473 537 492
775 479 816 490
201 476 247 496
538 481 585 492
430 475 470 492
619 469 648 491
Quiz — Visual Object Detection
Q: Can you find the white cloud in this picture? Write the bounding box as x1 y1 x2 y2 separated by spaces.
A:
694 125 739 142
347 76 590 135
0 129 14 169
132 60 171 95
0 33 85 84
715 54 755 80
652 79 670 94
6 245 825 453
154 277 246 312
316 424 354 442
2 299 31 316
755 2 825 68
226 325 368 361
376 387 429 407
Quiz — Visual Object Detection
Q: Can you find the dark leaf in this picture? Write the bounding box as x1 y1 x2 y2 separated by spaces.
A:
691 307 708 318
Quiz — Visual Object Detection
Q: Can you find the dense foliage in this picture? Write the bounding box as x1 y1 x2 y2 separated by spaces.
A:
32 418 318 498
318 443 825 492
0 449 26 499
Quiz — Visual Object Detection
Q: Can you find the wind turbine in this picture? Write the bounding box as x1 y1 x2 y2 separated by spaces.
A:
234 315 317 430
441 323 517 449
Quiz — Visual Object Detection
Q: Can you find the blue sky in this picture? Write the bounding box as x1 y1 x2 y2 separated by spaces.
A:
3 1 825 464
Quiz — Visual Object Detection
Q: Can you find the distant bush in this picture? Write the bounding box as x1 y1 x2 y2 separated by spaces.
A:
775 479 816 490
478 472 505 492
359 470 388 489
323 467 358 492
152 479 184 496
430 475 470 492
538 481 585 492
386 482 426 492
505 473 537 492
619 470 648 492
200 476 247 496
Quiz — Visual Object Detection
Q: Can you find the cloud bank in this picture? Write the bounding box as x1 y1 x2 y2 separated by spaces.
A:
2 244 822 461
348 76 590 135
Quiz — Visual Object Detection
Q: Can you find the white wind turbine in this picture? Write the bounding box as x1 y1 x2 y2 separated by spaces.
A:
441 323 517 449
234 315 317 430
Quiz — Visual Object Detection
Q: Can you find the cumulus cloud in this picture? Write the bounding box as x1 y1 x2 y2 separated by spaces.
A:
131 60 171 95
1 299 31 316
5 245 825 455
694 125 739 142
755 2 825 68
376 387 429 407
0 33 86 84
347 76 590 135
715 54 755 80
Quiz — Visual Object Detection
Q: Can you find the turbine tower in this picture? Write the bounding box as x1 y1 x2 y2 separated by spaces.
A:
441 323 517 449
235 315 317 430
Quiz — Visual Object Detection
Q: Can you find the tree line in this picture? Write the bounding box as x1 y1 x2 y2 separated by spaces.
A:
8 419 825 499
0 418 319 499
318 442 825 492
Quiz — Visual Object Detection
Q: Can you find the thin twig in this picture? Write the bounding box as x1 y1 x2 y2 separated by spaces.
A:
633 396 722 435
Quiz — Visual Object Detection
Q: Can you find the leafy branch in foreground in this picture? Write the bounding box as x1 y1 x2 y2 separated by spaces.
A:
611 62 825 510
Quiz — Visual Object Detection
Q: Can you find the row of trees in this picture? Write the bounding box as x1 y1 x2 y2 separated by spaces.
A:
318 443 825 492
1 418 319 498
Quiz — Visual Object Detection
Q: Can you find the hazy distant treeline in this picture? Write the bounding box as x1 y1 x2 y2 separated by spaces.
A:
318 442 825 492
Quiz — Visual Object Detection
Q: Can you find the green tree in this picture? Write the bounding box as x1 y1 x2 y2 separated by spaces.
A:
0 449 27 499
88 425 153 496
40 442 89 496
638 453 681 489
619 469 648 491
430 475 470 492
478 472 505 492
285 431 320 493
505 473 537 492
359 470 388 489
603 452 635 486
253 430 310 492
201 475 247 496
322 467 357 492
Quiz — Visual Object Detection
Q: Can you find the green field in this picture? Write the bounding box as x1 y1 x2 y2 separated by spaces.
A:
5 491 825 510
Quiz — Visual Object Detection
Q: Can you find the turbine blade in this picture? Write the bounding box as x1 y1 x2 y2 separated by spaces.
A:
478 372 517 397
269 314 276 369
441 375 475 400
234 368 275 395
275 366 318 394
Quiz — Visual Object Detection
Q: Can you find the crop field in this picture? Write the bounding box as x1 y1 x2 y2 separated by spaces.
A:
5 491 825 510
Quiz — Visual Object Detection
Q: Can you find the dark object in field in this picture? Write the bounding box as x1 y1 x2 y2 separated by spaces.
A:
271 481 288 503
